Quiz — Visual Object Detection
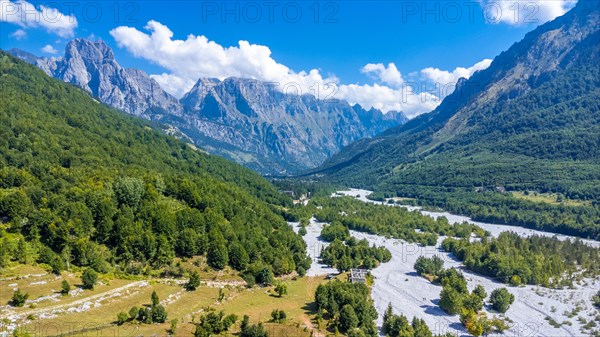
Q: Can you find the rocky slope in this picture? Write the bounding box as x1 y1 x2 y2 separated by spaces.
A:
178 77 406 174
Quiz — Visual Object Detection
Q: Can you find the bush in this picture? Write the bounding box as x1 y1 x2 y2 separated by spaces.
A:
298 226 307 236
593 291 600 308
270 309 286 323
186 271 201 291
472 284 487 300
10 289 29 307
151 304 168 323
240 322 268 337
138 307 152 324
117 311 129 325
275 283 287 297
169 319 178 335
81 268 98 289
222 314 237 330
414 255 444 276
194 310 236 336
510 275 522 286
60 280 71 295
490 288 515 313
129 306 140 320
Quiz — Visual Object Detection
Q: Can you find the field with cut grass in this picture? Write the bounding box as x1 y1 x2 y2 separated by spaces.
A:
512 191 590 207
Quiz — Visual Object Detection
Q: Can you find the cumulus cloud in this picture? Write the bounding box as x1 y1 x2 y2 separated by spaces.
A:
421 59 493 85
10 28 26 39
110 20 337 98
0 0 77 37
418 59 492 100
480 0 577 25
361 63 404 87
338 83 441 118
110 20 493 118
41 44 58 54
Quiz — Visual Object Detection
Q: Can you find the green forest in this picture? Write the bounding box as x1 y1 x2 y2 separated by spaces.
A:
442 232 600 287
287 195 600 287
315 57 600 241
0 53 310 280
304 196 484 246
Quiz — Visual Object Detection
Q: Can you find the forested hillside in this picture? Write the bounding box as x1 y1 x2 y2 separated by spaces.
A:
313 1 600 240
0 52 310 279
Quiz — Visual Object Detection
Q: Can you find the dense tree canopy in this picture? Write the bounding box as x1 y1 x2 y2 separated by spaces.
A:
442 232 600 287
315 281 378 337
0 53 309 280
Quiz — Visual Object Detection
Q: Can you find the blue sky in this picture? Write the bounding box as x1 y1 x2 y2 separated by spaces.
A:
0 0 578 116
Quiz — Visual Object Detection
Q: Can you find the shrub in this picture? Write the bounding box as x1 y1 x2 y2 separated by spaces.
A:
81 268 98 289
270 309 287 323
275 283 287 297
10 289 29 307
151 304 168 323
129 306 139 320
490 288 515 313
186 271 201 291
60 280 71 295
240 323 268 337
117 312 129 325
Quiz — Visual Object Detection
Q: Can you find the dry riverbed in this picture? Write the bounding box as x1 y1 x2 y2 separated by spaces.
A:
290 189 600 337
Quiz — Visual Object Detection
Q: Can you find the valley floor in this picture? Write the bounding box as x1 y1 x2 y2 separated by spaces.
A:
292 190 600 337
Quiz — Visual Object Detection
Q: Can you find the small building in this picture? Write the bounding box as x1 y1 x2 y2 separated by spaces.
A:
349 269 368 284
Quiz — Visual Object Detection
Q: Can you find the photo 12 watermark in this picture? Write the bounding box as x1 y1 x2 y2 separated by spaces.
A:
199 1 340 23
399 1 543 25
0 1 140 25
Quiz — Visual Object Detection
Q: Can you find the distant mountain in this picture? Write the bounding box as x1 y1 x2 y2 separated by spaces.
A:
8 40 406 174
11 39 183 119
314 0 600 237
179 77 406 174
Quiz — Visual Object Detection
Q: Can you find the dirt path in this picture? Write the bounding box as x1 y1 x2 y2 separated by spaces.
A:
2 278 245 321
2 280 148 320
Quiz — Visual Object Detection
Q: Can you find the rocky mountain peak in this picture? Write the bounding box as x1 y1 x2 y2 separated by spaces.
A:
65 39 115 63
10 39 183 118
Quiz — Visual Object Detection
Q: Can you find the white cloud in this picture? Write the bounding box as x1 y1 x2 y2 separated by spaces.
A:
361 63 404 87
421 59 493 85
10 28 26 39
0 0 77 37
151 73 197 98
480 0 577 25
41 44 58 54
110 20 337 99
110 20 493 118
338 83 441 118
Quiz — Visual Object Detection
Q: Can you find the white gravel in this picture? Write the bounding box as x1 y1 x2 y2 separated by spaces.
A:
291 218 339 277
290 189 600 336
335 189 600 248
350 230 599 337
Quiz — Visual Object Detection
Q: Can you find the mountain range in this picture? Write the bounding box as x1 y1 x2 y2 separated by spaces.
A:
312 0 600 238
8 41 406 174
